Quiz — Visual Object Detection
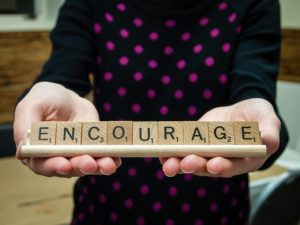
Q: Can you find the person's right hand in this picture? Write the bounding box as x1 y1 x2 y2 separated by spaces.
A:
14 82 121 177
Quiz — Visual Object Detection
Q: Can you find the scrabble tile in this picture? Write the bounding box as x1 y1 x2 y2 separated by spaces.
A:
209 122 234 144
234 122 261 144
183 121 209 144
82 122 107 145
107 121 133 145
56 122 82 145
158 121 183 144
30 122 57 145
133 122 158 144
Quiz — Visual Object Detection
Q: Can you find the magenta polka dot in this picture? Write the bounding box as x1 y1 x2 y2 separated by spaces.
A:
184 174 193 181
193 44 203 54
237 26 242 34
149 32 159 41
117 3 126 12
147 89 156 99
78 194 84 203
132 103 141 113
83 187 88 194
210 202 218 213
177 59 186 70
219 74 228 84
94 22 102 34
189 72 198 83
238 210 244 219
140 184 149 195
124 198 134 209
104 12 114 23
137 217 145 225
197 187 206 198
156 169 165 180
144 157 152 163
187 105 197 116
168 186 178 197
96 56 102 65
117 86 127 97
199 17 209 26
119 56 129 66
120 29 129 38
153 201 162 212
133 18 143 27
166 219 175 225
106 41 115 51
203 89 213 100
98 194 107 203
103 102 112 112
148 59 158 69
231 198 237 207
89 204 94 214
221 216 228 225
103 71 113 81
160 105 169 116
210 28 220 38
112 181 121 191
223 184 230 194
222 43 231 53
89 176 96 184
134 44 144 54
165 20 176 28
110 212 118 222
181 32 191 41
128 167 137 177
219 2 228 11
164 46 174 55
228 13 237 23
205 56 215 67
194 219 204 225
240 180 247 190
161 75 171 85
174 89 184 99
134 71 143 81
78 212 85 221
182 203 191 213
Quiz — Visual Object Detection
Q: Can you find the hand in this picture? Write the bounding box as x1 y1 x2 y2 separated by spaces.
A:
14 82 121 177
160 98 281 177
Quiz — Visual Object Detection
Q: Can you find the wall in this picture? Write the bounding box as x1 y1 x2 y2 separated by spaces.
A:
280 0 300 29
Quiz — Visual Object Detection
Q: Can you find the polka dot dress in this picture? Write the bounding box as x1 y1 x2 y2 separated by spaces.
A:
71 0 250 224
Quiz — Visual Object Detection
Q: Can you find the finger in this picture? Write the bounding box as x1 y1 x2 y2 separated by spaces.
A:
69 155 98 176
159 157 168 165
162 157 181 177
96 157 118 175
180 155 209 175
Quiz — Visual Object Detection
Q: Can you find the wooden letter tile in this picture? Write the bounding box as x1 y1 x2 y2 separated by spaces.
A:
158 121 183 144
234 122 261 144
82 122 107 145
183 121 209 144
133 122 158 144
56 122 82 145
30 122 57 145
209 122 234 144
107 121 133 145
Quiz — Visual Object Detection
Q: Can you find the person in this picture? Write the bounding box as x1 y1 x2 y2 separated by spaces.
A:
14 0 289 224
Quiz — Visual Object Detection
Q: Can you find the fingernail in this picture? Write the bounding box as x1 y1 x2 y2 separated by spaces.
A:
100 168 111 176
181 169 196 174
15 140 24 159
208 169 219 175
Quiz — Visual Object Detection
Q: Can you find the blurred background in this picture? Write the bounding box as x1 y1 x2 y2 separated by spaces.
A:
0 1 299 225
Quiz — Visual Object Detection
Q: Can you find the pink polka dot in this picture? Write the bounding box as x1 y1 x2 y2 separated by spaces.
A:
197 187 206 198
137 217 145 225
210 28 220 38
110 212 118 222
160 105 169 116
238 210 245 219
223 184 230 194
168 186 178 197
78 212 85 221
240 180 247 190
134 71 143 81
83 187 88 194
89 176 96 184
98 194 107 203
203 89 213 100
128 167 137 177
148 59 158 69
210 202 218 213
124 198 133 209
164 46 174 55
231 198 237 207
89 204 94 214
132 103 141 113
222 43 231 53
94 23 102 34
106 41 115 51
104 12 114 23
228 13 237 23
103 71 113 81
237 26 242 34
147 89 156 99
174 89 184 100
165 20 176 28
221 216 228 225
149 32 159 41
78 194 84 203
134 45 144 54
182 203 191 213
166 219 175 225
193 44 203 54
161 75 171 85
117 3 126 12
140 184 149 195
119 56 129 66
120 29 129 38
181 32 191 41
96 56 102 65
153 201 162 212
188 105 197 116
219 2 228 11
133 18 143 27
117 86 127 97
156 169 165 180
103 102 112 112
199 17 209 26
205 57 215 67
189 72 198 83
194 219 204 225
219 74 228 84
184 174 193 181
112 181 121 191
144 157 152 163
177 59 186 70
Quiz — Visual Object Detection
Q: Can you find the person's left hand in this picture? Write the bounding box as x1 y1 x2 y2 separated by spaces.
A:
160 98 281 177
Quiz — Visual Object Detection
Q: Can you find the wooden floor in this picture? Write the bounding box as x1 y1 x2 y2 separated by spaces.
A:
0 156 287 225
